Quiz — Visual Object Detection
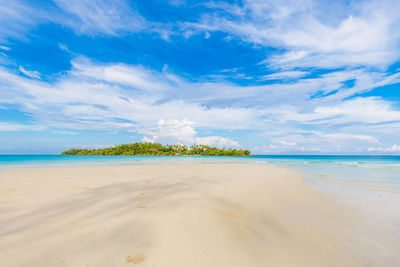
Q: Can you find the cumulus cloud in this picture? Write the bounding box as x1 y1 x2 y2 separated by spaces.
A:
195 136 240 148
141 118 197 144
141 118 240 147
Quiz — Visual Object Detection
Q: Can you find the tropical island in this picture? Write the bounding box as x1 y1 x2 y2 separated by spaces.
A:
61 142 251 156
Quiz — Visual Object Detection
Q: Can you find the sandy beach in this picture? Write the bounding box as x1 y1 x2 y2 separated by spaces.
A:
0 163 398 266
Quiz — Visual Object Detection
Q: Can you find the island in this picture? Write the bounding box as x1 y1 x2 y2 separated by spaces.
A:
61 142 251 156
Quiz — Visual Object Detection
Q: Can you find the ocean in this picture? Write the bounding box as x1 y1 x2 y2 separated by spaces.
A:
1 155 399 195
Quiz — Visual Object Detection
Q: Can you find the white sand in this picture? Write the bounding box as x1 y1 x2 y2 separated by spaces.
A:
0 163 397 266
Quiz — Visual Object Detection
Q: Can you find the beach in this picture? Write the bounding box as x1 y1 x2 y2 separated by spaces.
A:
0 162 399 266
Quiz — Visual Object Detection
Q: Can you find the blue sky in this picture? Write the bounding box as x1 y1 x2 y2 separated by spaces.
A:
1 0 400 154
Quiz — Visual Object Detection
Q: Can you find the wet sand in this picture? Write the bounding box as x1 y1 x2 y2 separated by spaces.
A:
0 163 398 266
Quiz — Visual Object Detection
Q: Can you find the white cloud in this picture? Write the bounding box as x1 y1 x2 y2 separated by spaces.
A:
195 136 240 148
279 140 296 146
1 57 400 153
323 133 379 144
313 97 400 124
141 136 156 143
52 0 146 36
263 96 400 128
258 129 381 154
0 122 44 131
186 0 400 69
0 1 43 41
141 118 197 144
0 0 169 40
141 118 240 147
71 59 169 91
0 59 262 132
19 66 41 79
368 145 400 152
52 130 77 135
261 71 309 80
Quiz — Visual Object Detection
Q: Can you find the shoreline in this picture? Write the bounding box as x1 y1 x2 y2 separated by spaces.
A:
0 163 399 266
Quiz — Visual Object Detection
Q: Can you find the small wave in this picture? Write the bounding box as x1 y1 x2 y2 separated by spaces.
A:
337 161 362 167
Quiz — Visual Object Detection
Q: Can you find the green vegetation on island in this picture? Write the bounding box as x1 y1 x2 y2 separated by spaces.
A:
61 142 251 156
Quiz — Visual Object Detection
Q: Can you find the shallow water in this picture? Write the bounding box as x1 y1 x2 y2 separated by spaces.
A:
1 155 399 194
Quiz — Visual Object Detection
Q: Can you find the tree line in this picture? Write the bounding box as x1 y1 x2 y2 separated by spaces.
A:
61 142 251 156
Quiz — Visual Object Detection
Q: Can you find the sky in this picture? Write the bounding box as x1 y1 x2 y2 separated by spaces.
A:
1 0 400 154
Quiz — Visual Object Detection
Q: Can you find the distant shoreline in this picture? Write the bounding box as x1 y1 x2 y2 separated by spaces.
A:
61 142 251 156
60 154 252 157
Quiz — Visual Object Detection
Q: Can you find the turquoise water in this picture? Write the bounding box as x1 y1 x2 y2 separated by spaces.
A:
1 155 399 194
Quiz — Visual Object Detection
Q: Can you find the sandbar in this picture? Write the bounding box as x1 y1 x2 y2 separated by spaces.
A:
0 163 398 266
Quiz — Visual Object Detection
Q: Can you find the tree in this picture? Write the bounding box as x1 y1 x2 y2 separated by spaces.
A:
61 142 251 156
